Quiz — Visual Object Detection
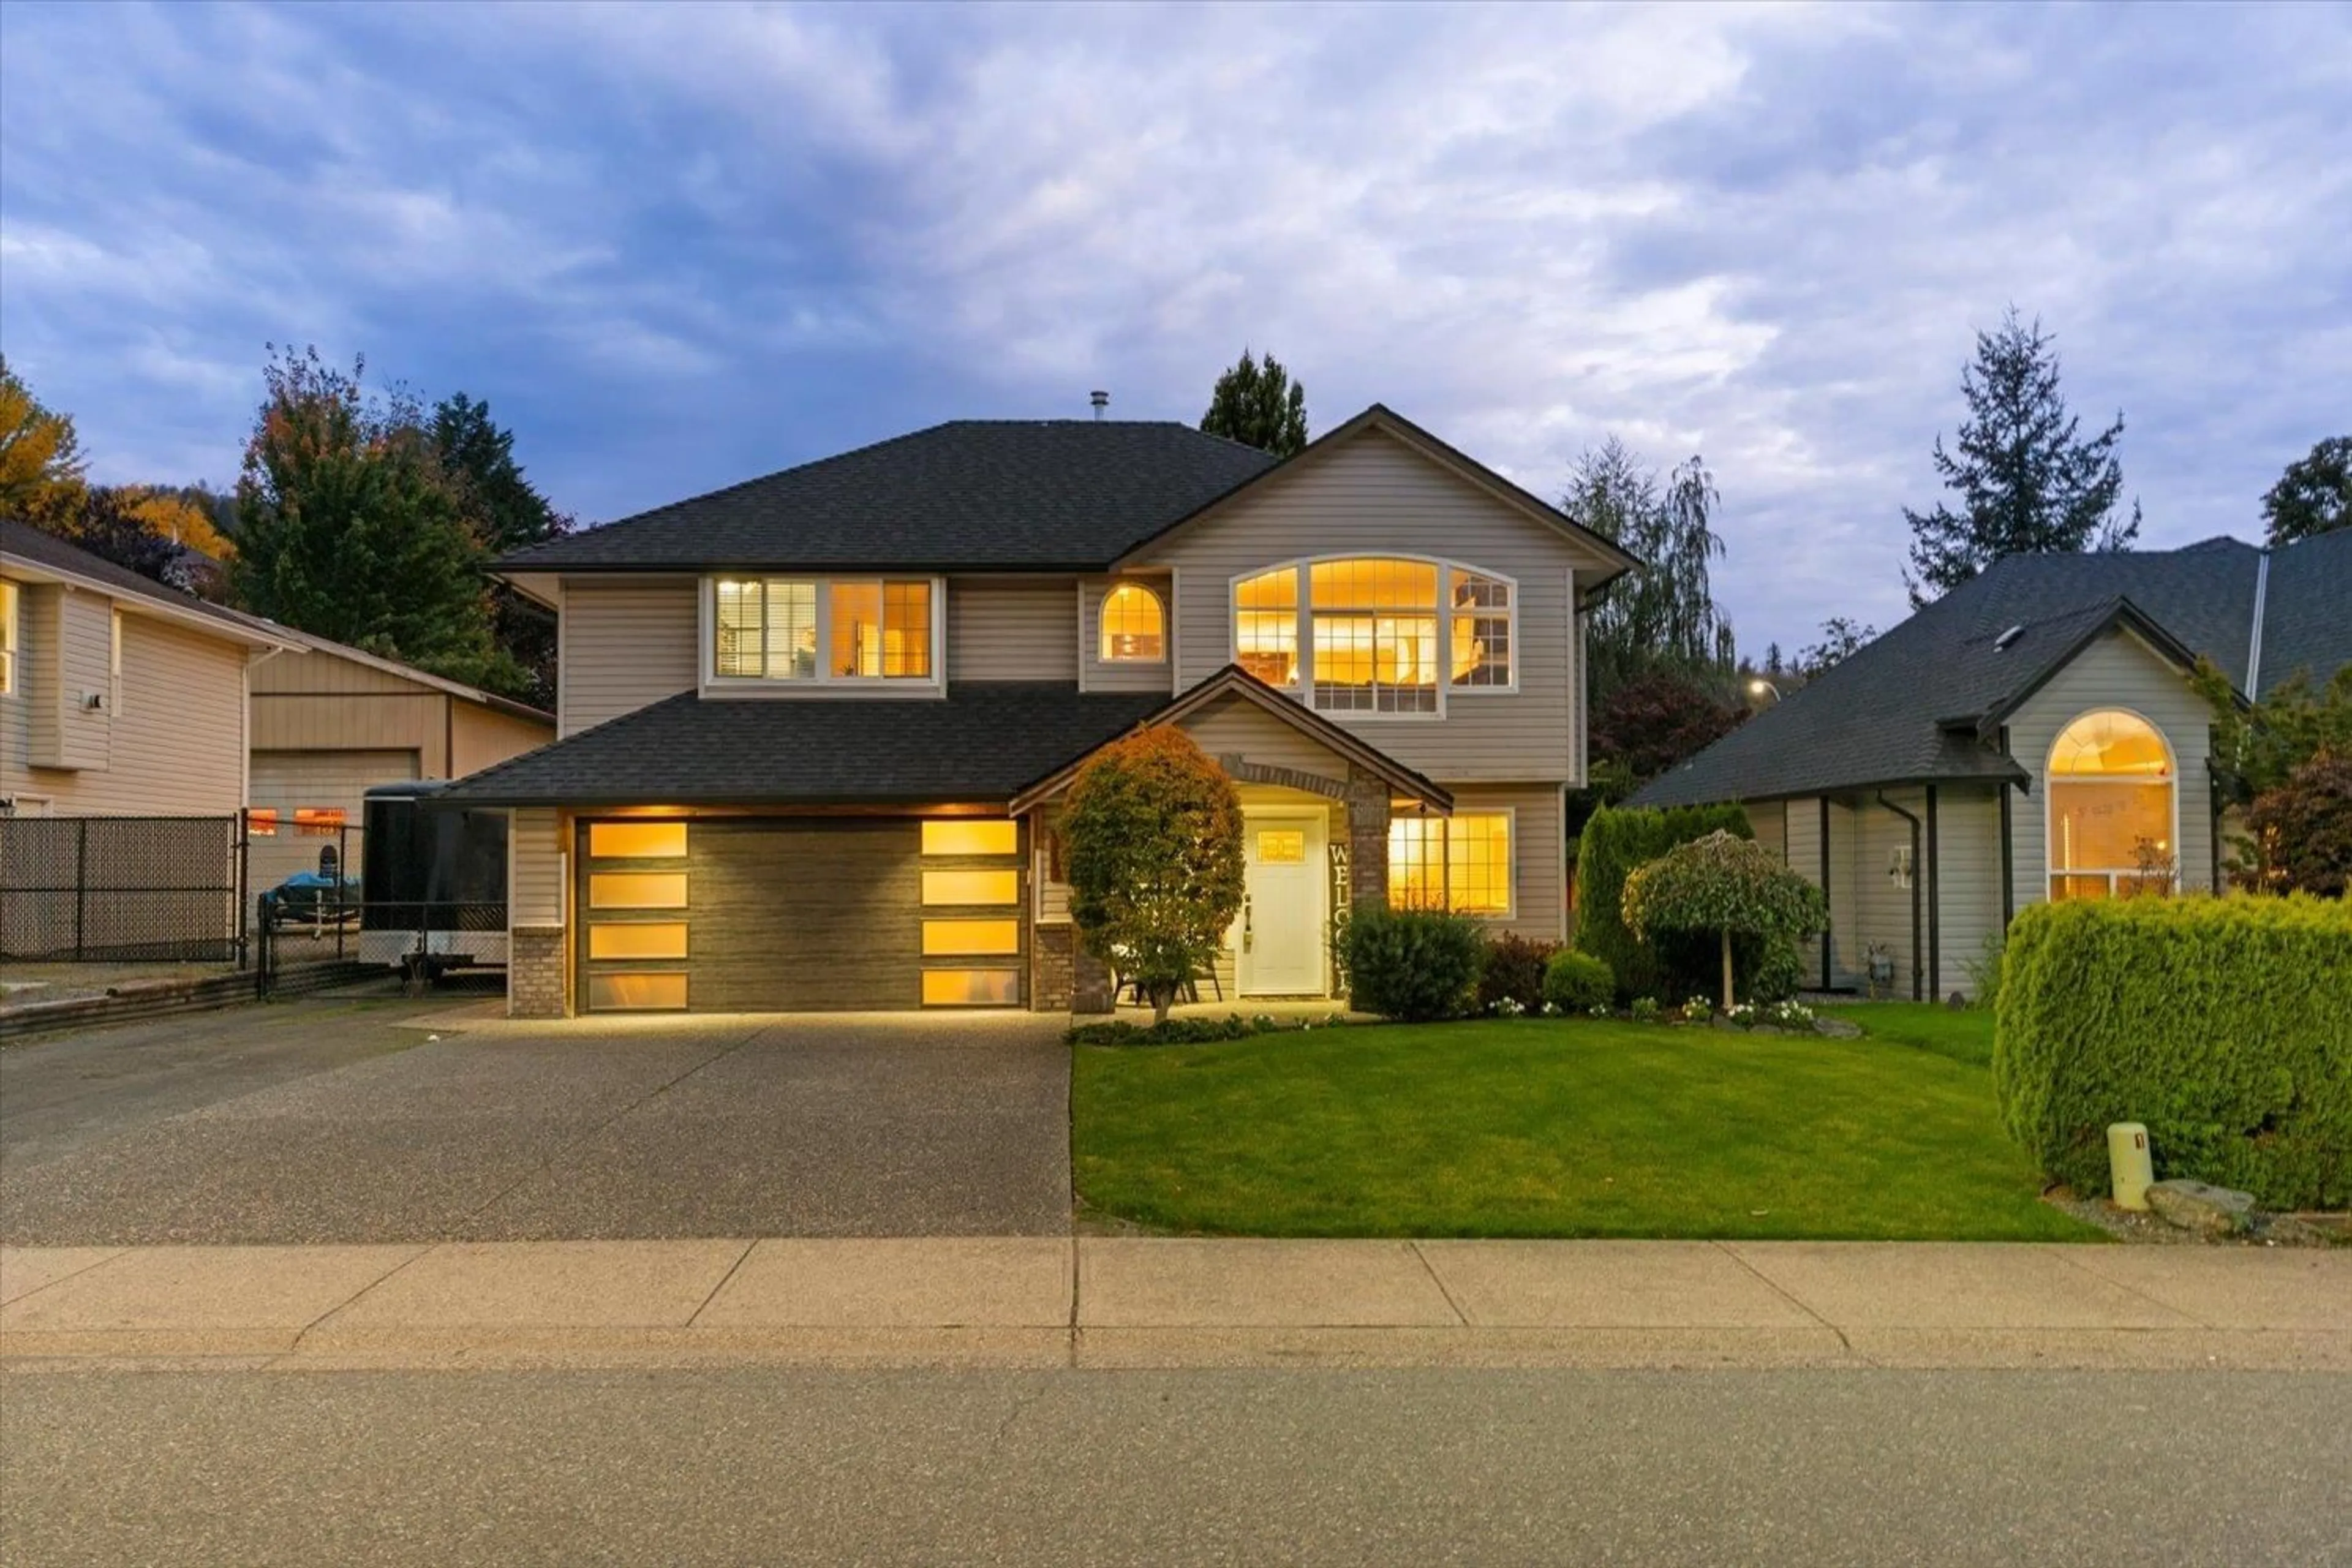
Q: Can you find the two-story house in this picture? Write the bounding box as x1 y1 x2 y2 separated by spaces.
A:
439 406 1637 1017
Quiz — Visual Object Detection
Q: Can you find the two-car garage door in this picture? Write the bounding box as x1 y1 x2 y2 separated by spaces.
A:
577 817 1026 1012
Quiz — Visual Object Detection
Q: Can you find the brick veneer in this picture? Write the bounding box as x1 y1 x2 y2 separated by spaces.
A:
509 926 567 1018
1344 763 1392 911
1031 922 1075 1012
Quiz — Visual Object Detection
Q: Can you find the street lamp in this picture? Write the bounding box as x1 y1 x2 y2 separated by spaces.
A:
1749 678 1782 705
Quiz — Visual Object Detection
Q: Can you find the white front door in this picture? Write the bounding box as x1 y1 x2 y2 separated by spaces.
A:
1238 813 1327 996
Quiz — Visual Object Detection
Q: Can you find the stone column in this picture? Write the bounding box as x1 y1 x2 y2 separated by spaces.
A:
1346 764 1392 911
1031 923 1076 1012
1071 941 1115 1014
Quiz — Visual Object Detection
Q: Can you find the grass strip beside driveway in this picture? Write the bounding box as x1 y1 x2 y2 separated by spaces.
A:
1073 1016 2086 1242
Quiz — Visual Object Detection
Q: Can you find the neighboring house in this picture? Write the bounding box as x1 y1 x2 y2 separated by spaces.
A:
1630 530 2352 1000
1 519 294 959
440 405 1637 1016
246 634 553 890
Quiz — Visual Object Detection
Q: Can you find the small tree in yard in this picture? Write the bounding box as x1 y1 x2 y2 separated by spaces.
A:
1621 831 1828 1010
1063 728 1245 1023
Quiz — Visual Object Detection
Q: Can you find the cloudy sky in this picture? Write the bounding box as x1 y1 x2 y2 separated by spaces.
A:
3 2 2346 650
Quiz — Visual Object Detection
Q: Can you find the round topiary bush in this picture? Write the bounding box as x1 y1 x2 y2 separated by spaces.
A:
1542 949 1615 1014
1621 831 1828 1010
1341 907 1485 1021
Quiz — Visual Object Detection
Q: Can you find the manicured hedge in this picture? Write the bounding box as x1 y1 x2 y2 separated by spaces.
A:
1572 803 1752 1000
1993 894 2352 1210
1343 907 1486 1021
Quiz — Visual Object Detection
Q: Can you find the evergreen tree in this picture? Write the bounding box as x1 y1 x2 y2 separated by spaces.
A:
1902 308 2139 606
1796 616 1877 677
432 392 570 707
2261 435 2351 545
231 346 500 684
1200 349 1308 458
1566 436 1733 704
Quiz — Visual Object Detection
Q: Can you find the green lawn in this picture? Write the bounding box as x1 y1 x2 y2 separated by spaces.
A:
1819 1001 1997 1067
1072 1012 2086 1241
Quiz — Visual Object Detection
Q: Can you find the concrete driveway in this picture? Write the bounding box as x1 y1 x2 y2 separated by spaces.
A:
1 998 1072 1245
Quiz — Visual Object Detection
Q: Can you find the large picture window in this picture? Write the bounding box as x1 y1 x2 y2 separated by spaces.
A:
710 576 935 685
1389 812 1513 915
1232 557 1515 712
2046 709 2176 900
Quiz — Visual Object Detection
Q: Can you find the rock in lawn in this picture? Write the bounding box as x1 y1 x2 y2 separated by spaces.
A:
2146 1178 2256 1237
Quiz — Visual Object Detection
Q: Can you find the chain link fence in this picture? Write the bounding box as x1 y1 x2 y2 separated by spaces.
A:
0 815 247 963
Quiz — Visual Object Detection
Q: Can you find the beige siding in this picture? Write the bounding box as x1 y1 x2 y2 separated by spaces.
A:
6 603 247 816
1133 428 1602 784
1854 791 1921 998
1784 797 1828 984
510 806 565 925
1749 799 1788 862
1177 693 1352 785
2006 628 2215 901
1934 787 2006 999
252 646 430 697
1079 574 1176 693
560 578 698 736
253 693 445 769
1793 799 1866 990
451 703 554 777
946 577 1079 682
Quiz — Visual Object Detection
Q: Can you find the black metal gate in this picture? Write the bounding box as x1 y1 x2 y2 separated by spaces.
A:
0 815 247 963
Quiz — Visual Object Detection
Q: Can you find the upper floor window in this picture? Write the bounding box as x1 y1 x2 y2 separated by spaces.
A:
1232 556 1515 714
1099 582 1166 663
0 579 18 696
2046 708 2175 900
710 576 934 684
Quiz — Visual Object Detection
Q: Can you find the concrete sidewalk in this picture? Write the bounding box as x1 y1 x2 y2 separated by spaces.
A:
4 1238 2346 1371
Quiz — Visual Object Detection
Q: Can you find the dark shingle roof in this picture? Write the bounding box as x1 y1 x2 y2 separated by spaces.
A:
0 519 284 644
1630 535 2350 809
434 684 1169 807
498 421 1278 573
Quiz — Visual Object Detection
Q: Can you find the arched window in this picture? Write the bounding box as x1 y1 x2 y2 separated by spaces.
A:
1098 583 1166 662
2046 709 2176 900
1231 556 1515 712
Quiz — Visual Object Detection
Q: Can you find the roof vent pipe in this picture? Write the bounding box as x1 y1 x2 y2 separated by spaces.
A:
1090 390 1109 421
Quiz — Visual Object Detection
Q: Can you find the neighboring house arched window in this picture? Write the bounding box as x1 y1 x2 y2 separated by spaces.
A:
1230 556 1516 714
1099 582 1166 663
2046 708 2177 900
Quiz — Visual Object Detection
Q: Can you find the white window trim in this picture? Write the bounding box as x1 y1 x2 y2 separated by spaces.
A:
1389 805 1518 921
1096 579 1170 666
1226 553 1521 720
699 574 947 698
2042 706 2180 899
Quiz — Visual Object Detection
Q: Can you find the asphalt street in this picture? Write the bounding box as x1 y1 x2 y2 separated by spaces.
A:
3 1366 2345 1566
1 1001 1072 1243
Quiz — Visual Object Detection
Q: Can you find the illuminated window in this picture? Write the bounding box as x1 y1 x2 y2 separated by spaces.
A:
246 807 280 838
589 922 689 960
922 919 1020 956
2048 710 2176 900
1233 559 1514 711
831 581 932 679
292 807 347 838
1449 572 1512 687
715 579 816 679
1099 583 1166 662
921 820 1019 857
922 968 1022 1006
587 972 688 1010
0 579 17 695
589 872 688 910
1389 813 1512 914
1234 567 1299 685
922 869 1020 905
589 821 688 859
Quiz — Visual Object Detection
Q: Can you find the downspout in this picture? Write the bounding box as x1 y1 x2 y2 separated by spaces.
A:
1817 797 1833 992
2244 549 2270 703
1998 729 2016 930
1924 785 1940 1000
1877 792 1923 1002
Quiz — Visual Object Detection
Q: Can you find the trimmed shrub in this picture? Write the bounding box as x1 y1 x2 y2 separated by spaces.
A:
1748 937 1806 1005
1622 832 1829 1009
1542 949 1615 1013
1573 802 1752 1000
1477 933 1560 1012
1343 906 1486 1022
1994 894 2352 1210
1067 1014 1339 1046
